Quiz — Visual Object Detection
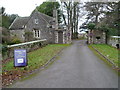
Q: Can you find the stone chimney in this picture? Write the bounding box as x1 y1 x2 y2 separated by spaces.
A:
53 8 58 29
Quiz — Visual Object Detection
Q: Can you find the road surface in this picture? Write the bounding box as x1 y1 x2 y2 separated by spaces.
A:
10 40 118 88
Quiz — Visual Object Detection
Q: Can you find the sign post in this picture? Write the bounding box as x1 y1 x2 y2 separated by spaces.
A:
14 49 27 67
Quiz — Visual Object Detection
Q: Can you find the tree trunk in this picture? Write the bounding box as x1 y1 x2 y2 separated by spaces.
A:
95 14 98 25
76 6 79 39
73 3 76 39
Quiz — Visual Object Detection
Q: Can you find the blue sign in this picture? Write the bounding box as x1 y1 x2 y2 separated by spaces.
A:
14 49 27 67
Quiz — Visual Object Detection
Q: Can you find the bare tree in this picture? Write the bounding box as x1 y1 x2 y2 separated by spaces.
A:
61 1 80 39
84 2 106 25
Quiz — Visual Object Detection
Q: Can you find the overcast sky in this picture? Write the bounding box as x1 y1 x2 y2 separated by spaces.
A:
0 0 87 33
0 0 97 33
1 0 116 33
0 0 118 16
0 0 47 17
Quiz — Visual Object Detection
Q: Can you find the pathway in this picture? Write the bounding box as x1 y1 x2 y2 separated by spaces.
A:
10 40 118 88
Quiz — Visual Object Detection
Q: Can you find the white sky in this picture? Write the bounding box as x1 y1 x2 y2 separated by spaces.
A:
0 0 86 33
0 0 47 17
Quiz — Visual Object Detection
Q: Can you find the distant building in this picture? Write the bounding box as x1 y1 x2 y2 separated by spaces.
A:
108 36 120 48
9 10 71 44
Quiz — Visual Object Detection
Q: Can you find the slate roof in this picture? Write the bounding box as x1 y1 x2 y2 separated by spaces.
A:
9 10 54 30
9 17 29 30
38 12 54 25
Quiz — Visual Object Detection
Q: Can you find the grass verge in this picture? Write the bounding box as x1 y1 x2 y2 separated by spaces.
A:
88 44 119 75
89 44 118 66
3 44 69 71
2 44 70 87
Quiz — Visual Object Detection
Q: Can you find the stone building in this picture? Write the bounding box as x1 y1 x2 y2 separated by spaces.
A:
54 28 71 44
88 30 106 44
9 10 71 44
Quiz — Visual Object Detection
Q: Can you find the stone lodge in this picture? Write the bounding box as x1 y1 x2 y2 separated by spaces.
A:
9 10 71 44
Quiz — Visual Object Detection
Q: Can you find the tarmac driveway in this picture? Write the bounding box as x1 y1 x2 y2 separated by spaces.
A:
10 40 118 88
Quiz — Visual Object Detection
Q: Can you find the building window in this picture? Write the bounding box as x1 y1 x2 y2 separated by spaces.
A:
38 30 40 37
35 30 37 37
34 19 39 24
34 30 40 38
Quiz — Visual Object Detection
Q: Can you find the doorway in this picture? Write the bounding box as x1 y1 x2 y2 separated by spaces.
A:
58 31 63 44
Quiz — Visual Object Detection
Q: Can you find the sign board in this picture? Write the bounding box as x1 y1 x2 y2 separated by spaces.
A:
14 49 27 67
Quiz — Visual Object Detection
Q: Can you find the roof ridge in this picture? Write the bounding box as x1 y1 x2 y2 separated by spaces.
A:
18 16 29 18
22 16 29 17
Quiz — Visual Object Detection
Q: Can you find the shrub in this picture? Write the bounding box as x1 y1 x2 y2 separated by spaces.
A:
1 44 8 55
24 31 34 42
2 27 11 44
2 45 8 52
10 37 21 44
87 23 96 30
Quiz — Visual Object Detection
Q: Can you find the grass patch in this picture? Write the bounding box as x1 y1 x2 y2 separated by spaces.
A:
89 44 119 67
2 44 70 87
20 55 61 82
2 44 69 72
88 45 114 68
88 45 119 75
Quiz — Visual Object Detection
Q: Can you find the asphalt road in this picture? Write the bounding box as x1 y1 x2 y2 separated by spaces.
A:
10 40 118 88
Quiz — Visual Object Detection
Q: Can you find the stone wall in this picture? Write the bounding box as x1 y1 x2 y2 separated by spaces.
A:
88 30 106 44
10 30 25 42
93 30 106 44
55 31 58 43
54 29 72 44
39 28 55 44
108 36 120 48
2 39 47 60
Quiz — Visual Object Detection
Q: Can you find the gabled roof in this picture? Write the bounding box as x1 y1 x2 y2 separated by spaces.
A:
31 10 54 26
9 10 54 30
37 11 54 25
9 17 29 30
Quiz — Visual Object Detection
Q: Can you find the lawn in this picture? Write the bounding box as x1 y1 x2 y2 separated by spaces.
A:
2 44 69 86
89 44 119 67
2 44 70 86
2 44 69 72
